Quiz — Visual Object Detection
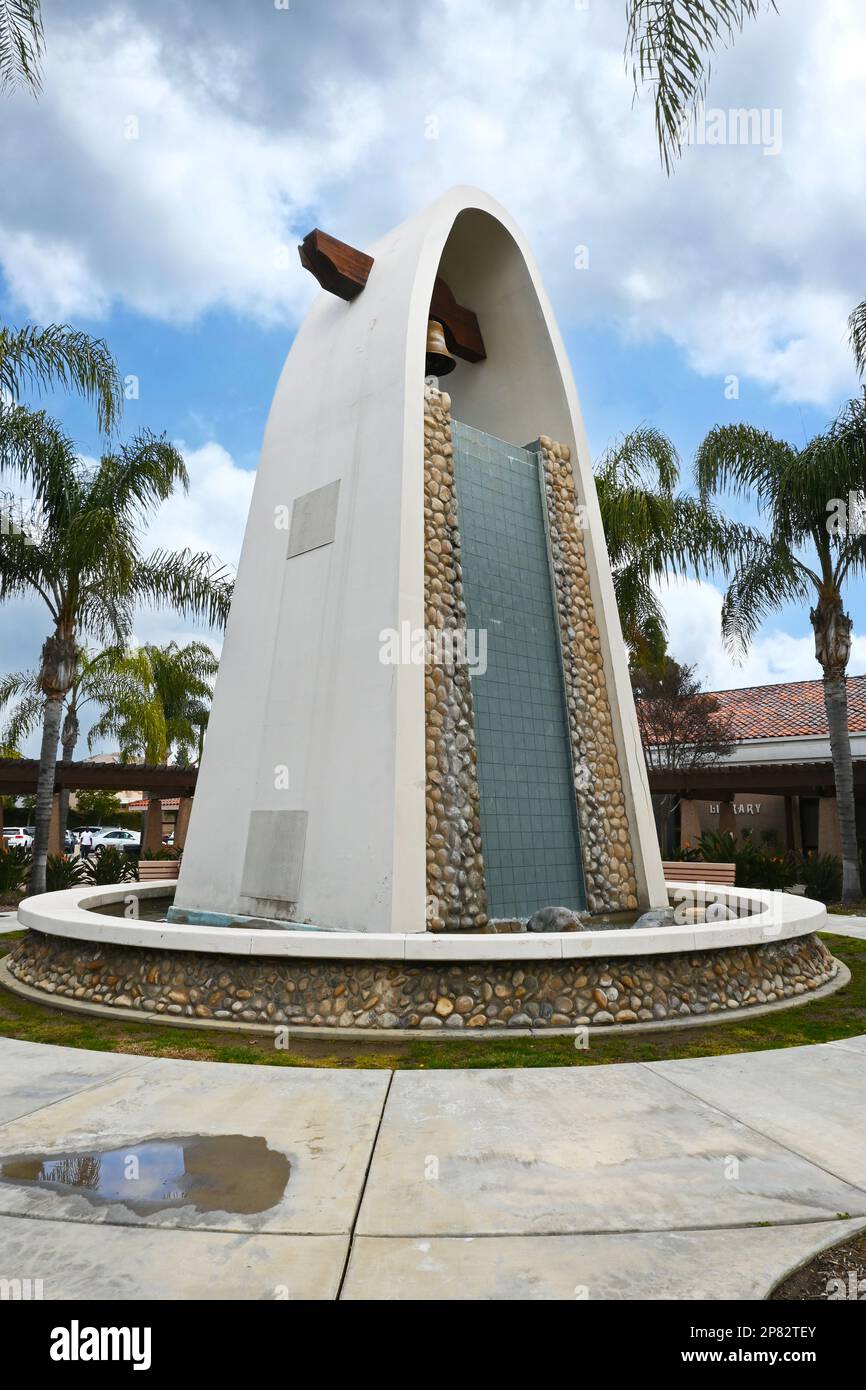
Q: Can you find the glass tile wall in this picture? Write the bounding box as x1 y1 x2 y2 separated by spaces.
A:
451 420 585 917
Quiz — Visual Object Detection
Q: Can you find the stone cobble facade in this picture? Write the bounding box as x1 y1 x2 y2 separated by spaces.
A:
8 930 837 1031
540 438 638 914
424 384 487 930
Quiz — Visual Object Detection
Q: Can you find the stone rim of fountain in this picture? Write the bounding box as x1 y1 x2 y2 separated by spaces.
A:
16 881 826 961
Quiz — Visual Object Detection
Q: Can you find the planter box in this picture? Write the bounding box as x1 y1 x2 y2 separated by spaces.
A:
137 859 180 882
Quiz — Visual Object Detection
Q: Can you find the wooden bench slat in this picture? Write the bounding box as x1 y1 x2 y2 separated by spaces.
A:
662 860 736 886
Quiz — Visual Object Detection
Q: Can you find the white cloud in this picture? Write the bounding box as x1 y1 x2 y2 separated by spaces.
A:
1 0 864 402
656 574 866 690
0 440 255 754
129 440 254 648
0 14 381 324
0 231 108 322
138 440 254 574
126 444 254 656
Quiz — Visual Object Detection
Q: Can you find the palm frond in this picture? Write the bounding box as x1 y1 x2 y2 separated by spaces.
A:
848 299 866 376
613 558 669 652
0 666 37 708
2 689 45 748
626 0 775 174
0 522 59 613
132 549 234 630
694 422 796 510
86 433 188 526
0 324 121 433
596 424 680 495
0 0 43 94
720 541 811 660
0 402 77 498
772 397 866 553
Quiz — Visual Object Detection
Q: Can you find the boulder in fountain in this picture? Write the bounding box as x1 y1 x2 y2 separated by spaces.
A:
525 906 588 933
632 907 677 930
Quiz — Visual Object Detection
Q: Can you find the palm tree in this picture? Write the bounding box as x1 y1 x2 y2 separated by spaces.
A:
87 640 218 766
0 325 122 434
626 1 776 174
0 0 43 93
0 645 144 840
695 398 866 903
0 404 233 893
594 425 756 655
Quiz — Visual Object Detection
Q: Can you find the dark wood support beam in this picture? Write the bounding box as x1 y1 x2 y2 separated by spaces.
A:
0 758 198 798
297 230 486 365
649 760 866 798
298 229 373 301
430 277 486 362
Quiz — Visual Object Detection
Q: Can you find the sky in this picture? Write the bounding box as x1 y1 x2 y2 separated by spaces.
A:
2 0 866 753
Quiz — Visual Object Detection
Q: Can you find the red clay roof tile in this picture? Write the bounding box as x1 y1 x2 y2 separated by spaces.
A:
706 674 866 741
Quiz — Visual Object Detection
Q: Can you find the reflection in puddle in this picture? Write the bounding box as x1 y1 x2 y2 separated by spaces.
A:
0 1135 290 1215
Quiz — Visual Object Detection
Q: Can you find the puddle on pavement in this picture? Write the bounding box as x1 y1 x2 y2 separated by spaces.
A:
0 1135 290 1216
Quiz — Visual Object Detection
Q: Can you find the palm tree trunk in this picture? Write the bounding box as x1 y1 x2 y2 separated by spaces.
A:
812 595 862 903
823 674 862 902
58 706 79 844
30 628 77 895
30 695 63 894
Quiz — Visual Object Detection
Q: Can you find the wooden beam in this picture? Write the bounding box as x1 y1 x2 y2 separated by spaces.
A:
648 760 866 797
0 759 198 797
298 229 373 301
430 277 486 362
296 234 486 364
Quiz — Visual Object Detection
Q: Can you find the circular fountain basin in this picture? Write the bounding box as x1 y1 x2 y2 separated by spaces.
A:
4 881 839 1035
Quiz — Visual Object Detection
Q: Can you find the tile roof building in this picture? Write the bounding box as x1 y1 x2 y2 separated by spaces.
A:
645 674 866 858
708 674 866 757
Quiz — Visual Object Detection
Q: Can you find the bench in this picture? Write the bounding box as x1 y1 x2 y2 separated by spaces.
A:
662 860 736 886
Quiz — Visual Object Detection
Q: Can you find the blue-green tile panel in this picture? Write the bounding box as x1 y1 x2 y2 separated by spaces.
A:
451 420 585 917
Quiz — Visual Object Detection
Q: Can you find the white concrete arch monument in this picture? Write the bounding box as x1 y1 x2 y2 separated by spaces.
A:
172 187 667 934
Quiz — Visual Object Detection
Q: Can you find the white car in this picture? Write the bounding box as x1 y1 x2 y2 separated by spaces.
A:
90 828 141 851
3 827 34 848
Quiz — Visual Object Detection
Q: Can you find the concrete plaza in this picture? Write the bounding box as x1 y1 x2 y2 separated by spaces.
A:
0 1013 864 1298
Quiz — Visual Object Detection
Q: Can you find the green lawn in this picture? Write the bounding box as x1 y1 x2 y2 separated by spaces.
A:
0 930 863 1070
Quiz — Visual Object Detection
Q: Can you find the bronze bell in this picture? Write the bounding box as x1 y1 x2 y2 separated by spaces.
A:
425 318 456 377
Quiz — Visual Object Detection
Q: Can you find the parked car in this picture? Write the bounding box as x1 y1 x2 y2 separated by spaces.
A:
3 827 33 848
90 828 141 855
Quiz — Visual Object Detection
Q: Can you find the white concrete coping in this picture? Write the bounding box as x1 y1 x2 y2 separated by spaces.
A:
15 882 827 962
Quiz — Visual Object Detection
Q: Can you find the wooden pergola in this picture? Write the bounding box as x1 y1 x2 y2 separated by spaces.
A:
0 759 198 854
647 758 866 851
647 759 866 800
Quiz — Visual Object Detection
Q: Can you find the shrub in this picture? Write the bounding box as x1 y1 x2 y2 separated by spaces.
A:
140 847 181 861
0 845 31 895
45 854 87 890
792 851 842 904
84 846 138 885
670 829 790 889
676 829 737 863
669 828 845 899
